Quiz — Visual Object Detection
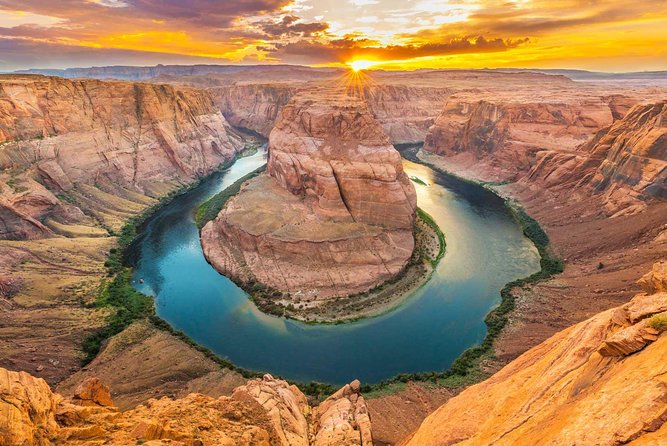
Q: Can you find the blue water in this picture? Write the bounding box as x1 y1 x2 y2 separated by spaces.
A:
129 147 540 385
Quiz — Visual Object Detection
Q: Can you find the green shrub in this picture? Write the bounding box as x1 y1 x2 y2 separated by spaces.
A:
195 166 266 228
648 314 667 332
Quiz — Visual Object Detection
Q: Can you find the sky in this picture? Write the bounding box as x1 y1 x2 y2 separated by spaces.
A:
0 0 666 72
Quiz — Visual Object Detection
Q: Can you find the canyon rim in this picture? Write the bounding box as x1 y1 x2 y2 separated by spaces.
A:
1 1 667 445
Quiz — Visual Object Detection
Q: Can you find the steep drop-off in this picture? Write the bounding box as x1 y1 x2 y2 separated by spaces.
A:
201 90 417 300
589 101 667 205
423 99 613 180
403 261 667 446
210 82 450 145
0 74 245 388
0 75 244 239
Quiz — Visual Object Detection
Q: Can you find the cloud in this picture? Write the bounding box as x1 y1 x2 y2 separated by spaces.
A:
0 0 666 70
261 35 529 64
0 37 231 70
257 14 328 37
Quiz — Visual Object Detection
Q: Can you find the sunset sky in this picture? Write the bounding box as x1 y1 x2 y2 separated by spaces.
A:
1 0 666 71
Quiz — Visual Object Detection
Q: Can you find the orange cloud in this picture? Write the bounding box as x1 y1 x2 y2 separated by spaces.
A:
0 0 665 71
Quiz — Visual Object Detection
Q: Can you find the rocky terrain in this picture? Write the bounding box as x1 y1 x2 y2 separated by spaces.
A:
0 74 246 386
0 74 244 239
525 100 667 214
402 261 667 446
201 89 417 302
1 68 666 445
0 367 371 446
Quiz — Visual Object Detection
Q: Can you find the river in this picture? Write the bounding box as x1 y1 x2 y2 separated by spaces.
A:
129 147 540 385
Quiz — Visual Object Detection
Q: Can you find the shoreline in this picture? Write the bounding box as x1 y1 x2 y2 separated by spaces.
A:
357 146 563 392
239 207 446 324
85 143 560 398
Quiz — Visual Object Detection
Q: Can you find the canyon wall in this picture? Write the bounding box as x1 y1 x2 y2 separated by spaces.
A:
0 75 244 239
0 368 372 446
522 100 667 215
402 261 667 446
201 90 417 300
423 99 614 180
211 83 450 144
581 101 666 212
423 96 666 215
210 84 296 136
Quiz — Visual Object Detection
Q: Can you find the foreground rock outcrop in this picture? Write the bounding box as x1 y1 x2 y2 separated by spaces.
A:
0 369 371 446
0 74 244 239
202 90 416 300
402 261 667 446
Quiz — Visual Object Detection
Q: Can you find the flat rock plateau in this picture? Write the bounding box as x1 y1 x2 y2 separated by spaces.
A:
0 66 666 446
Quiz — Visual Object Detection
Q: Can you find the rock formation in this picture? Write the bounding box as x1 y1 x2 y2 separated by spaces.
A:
202 90 416 300
0 74 244 239
402 261 667 446
521 101 667 215
211 83 450 145
423 99 613 180
584 101 666 210
0 368 371 446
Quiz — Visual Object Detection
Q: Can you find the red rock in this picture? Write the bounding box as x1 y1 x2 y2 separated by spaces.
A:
73 377 114 407
202 90 416 299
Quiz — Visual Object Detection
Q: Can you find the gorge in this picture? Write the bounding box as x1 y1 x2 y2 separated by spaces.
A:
200 89 419 305
1 66 665 446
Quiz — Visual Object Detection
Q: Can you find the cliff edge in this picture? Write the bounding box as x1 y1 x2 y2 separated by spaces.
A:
201 89 416 301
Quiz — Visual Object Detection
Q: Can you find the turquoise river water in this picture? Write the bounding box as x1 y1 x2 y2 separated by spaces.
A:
129 147 540 385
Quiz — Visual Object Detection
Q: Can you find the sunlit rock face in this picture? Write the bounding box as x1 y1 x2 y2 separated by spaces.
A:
202 90 416 300
0 75 244 240
0 367 372 446
402 261 667 446
523 101 667 215
266 92 417 230
585 101 667 212
423 99 613 180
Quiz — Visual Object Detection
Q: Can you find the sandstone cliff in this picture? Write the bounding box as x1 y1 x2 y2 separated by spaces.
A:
0 75 244 239
210 84 296 136
402 261 667 446
423 99 613 180
582 101 666 212
520 101 666 216
211 82 450 145
0 368 371 446
202 90 416 300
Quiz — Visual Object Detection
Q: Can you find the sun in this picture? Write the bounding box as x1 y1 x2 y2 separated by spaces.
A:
349 60 378 72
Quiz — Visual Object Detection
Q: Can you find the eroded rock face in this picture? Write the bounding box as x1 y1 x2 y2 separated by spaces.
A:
0 368 59 446
212 82 450 144
313 379 373 446
0 75 244 239
402 261 667 446
232 374 310 446
423 100 612 180
266 93 416 229
0 367 371 446
585 101 667 210
202 91 416 299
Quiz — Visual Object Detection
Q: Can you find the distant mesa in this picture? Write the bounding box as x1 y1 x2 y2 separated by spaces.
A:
201 89 417 302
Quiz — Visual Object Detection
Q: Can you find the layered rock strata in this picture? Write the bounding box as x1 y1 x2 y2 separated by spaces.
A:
423 99 613 180
0 368 371 446
0 74 244 239
202 90 416 300
402 261 667 446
